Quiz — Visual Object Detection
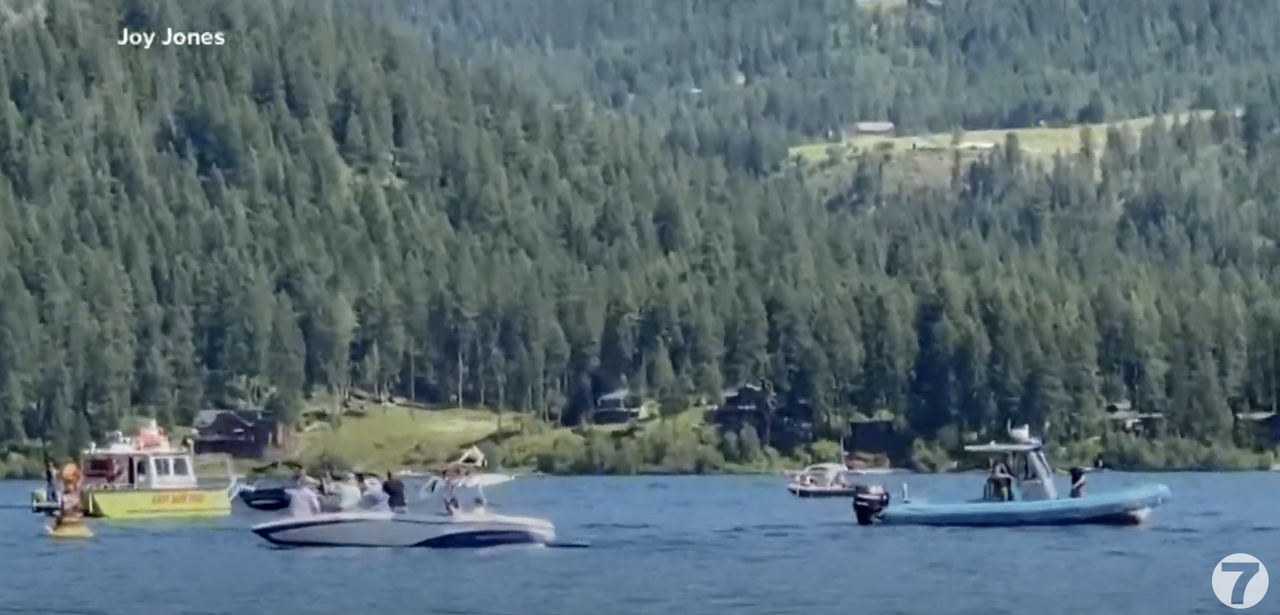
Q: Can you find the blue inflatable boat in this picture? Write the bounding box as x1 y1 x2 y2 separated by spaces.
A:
852 426 1171 527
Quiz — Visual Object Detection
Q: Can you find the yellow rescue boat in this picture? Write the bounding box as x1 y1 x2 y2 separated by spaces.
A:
74 420 234 520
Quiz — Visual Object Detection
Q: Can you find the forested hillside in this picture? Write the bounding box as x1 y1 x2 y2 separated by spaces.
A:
390 0 1280 173
2 0 1280 474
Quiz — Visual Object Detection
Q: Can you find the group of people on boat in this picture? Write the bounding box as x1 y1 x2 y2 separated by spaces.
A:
286 469 408 517
283 445 488 518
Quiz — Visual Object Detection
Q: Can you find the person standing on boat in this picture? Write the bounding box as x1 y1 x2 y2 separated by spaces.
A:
44 460 60 507
286 475 323 518
354 472 388 510
986 462 1014 501
1069 467 1087 498
382 471 407 513
331 473 363 511
355 470 382 494
54 460 84 528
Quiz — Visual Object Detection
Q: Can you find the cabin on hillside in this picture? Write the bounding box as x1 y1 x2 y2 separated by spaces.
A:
1234 411 1280 449
706 382 778 439
192 409 284 459
842 410 901 466
707 382 816 450
592 388 649 425
1104 400 1164 438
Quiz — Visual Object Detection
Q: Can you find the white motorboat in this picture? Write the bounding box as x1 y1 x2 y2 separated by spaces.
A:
251 467 555 548
786 463 860 498
250 508 556 548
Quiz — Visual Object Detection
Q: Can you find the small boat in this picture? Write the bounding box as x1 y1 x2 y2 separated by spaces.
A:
787 463 860 498
852 425 1171 527
236 461 303 511
30 490 59 516
238 485 291 511
46 522 93 539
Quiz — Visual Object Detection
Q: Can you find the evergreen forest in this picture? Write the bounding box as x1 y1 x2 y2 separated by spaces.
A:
2 0 1280 475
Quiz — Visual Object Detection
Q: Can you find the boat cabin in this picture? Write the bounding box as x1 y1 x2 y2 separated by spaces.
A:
80 422 200 491
963 426 1058 501
791 463 852 487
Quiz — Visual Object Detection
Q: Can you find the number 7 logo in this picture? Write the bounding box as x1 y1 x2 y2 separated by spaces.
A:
1213 554 1269 609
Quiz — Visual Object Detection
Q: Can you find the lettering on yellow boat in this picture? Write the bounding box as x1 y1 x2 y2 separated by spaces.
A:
150 493 206 505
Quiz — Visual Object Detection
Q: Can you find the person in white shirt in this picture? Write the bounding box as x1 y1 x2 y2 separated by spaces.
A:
331 473 362 511
354 472 388 510
286 475 322 518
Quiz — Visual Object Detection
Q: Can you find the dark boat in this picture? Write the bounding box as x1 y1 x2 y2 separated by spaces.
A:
239 486 291 511
237 460 303 511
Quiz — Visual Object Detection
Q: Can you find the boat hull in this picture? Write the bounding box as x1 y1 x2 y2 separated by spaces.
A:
866 483 1170 527
251 511 557 548
788 484 858 498
85 488 232 519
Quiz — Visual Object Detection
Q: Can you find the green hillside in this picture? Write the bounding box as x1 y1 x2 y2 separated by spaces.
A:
2 0 1280 478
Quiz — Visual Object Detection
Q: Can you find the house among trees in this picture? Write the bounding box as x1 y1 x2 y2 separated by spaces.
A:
192 409 285 459
707 381 777 438
592 388 649 425
1104 400 1164 437
842 410 901 467
705 381 815 450
1234 411 1280 449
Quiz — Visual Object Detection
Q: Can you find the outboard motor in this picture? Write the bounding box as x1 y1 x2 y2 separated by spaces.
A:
852 484 890 525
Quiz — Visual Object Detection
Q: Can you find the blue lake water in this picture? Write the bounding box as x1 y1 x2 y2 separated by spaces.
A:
2 472 1277 615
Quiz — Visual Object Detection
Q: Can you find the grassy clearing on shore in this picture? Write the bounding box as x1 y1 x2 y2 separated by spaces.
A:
294 406 514 471
789 111 1221 168
489 407 709 468
288 397 713 472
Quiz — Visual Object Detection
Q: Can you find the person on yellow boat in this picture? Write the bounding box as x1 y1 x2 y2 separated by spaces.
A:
54 460 85 528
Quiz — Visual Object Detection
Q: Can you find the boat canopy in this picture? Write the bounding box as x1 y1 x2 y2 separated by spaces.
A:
801 463 846 475
80 423 200 490
962 425 1058 501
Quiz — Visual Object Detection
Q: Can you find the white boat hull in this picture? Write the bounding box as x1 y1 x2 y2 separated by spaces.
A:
251 510 556 548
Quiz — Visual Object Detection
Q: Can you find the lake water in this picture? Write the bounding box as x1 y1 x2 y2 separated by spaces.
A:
2 472 1277 615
